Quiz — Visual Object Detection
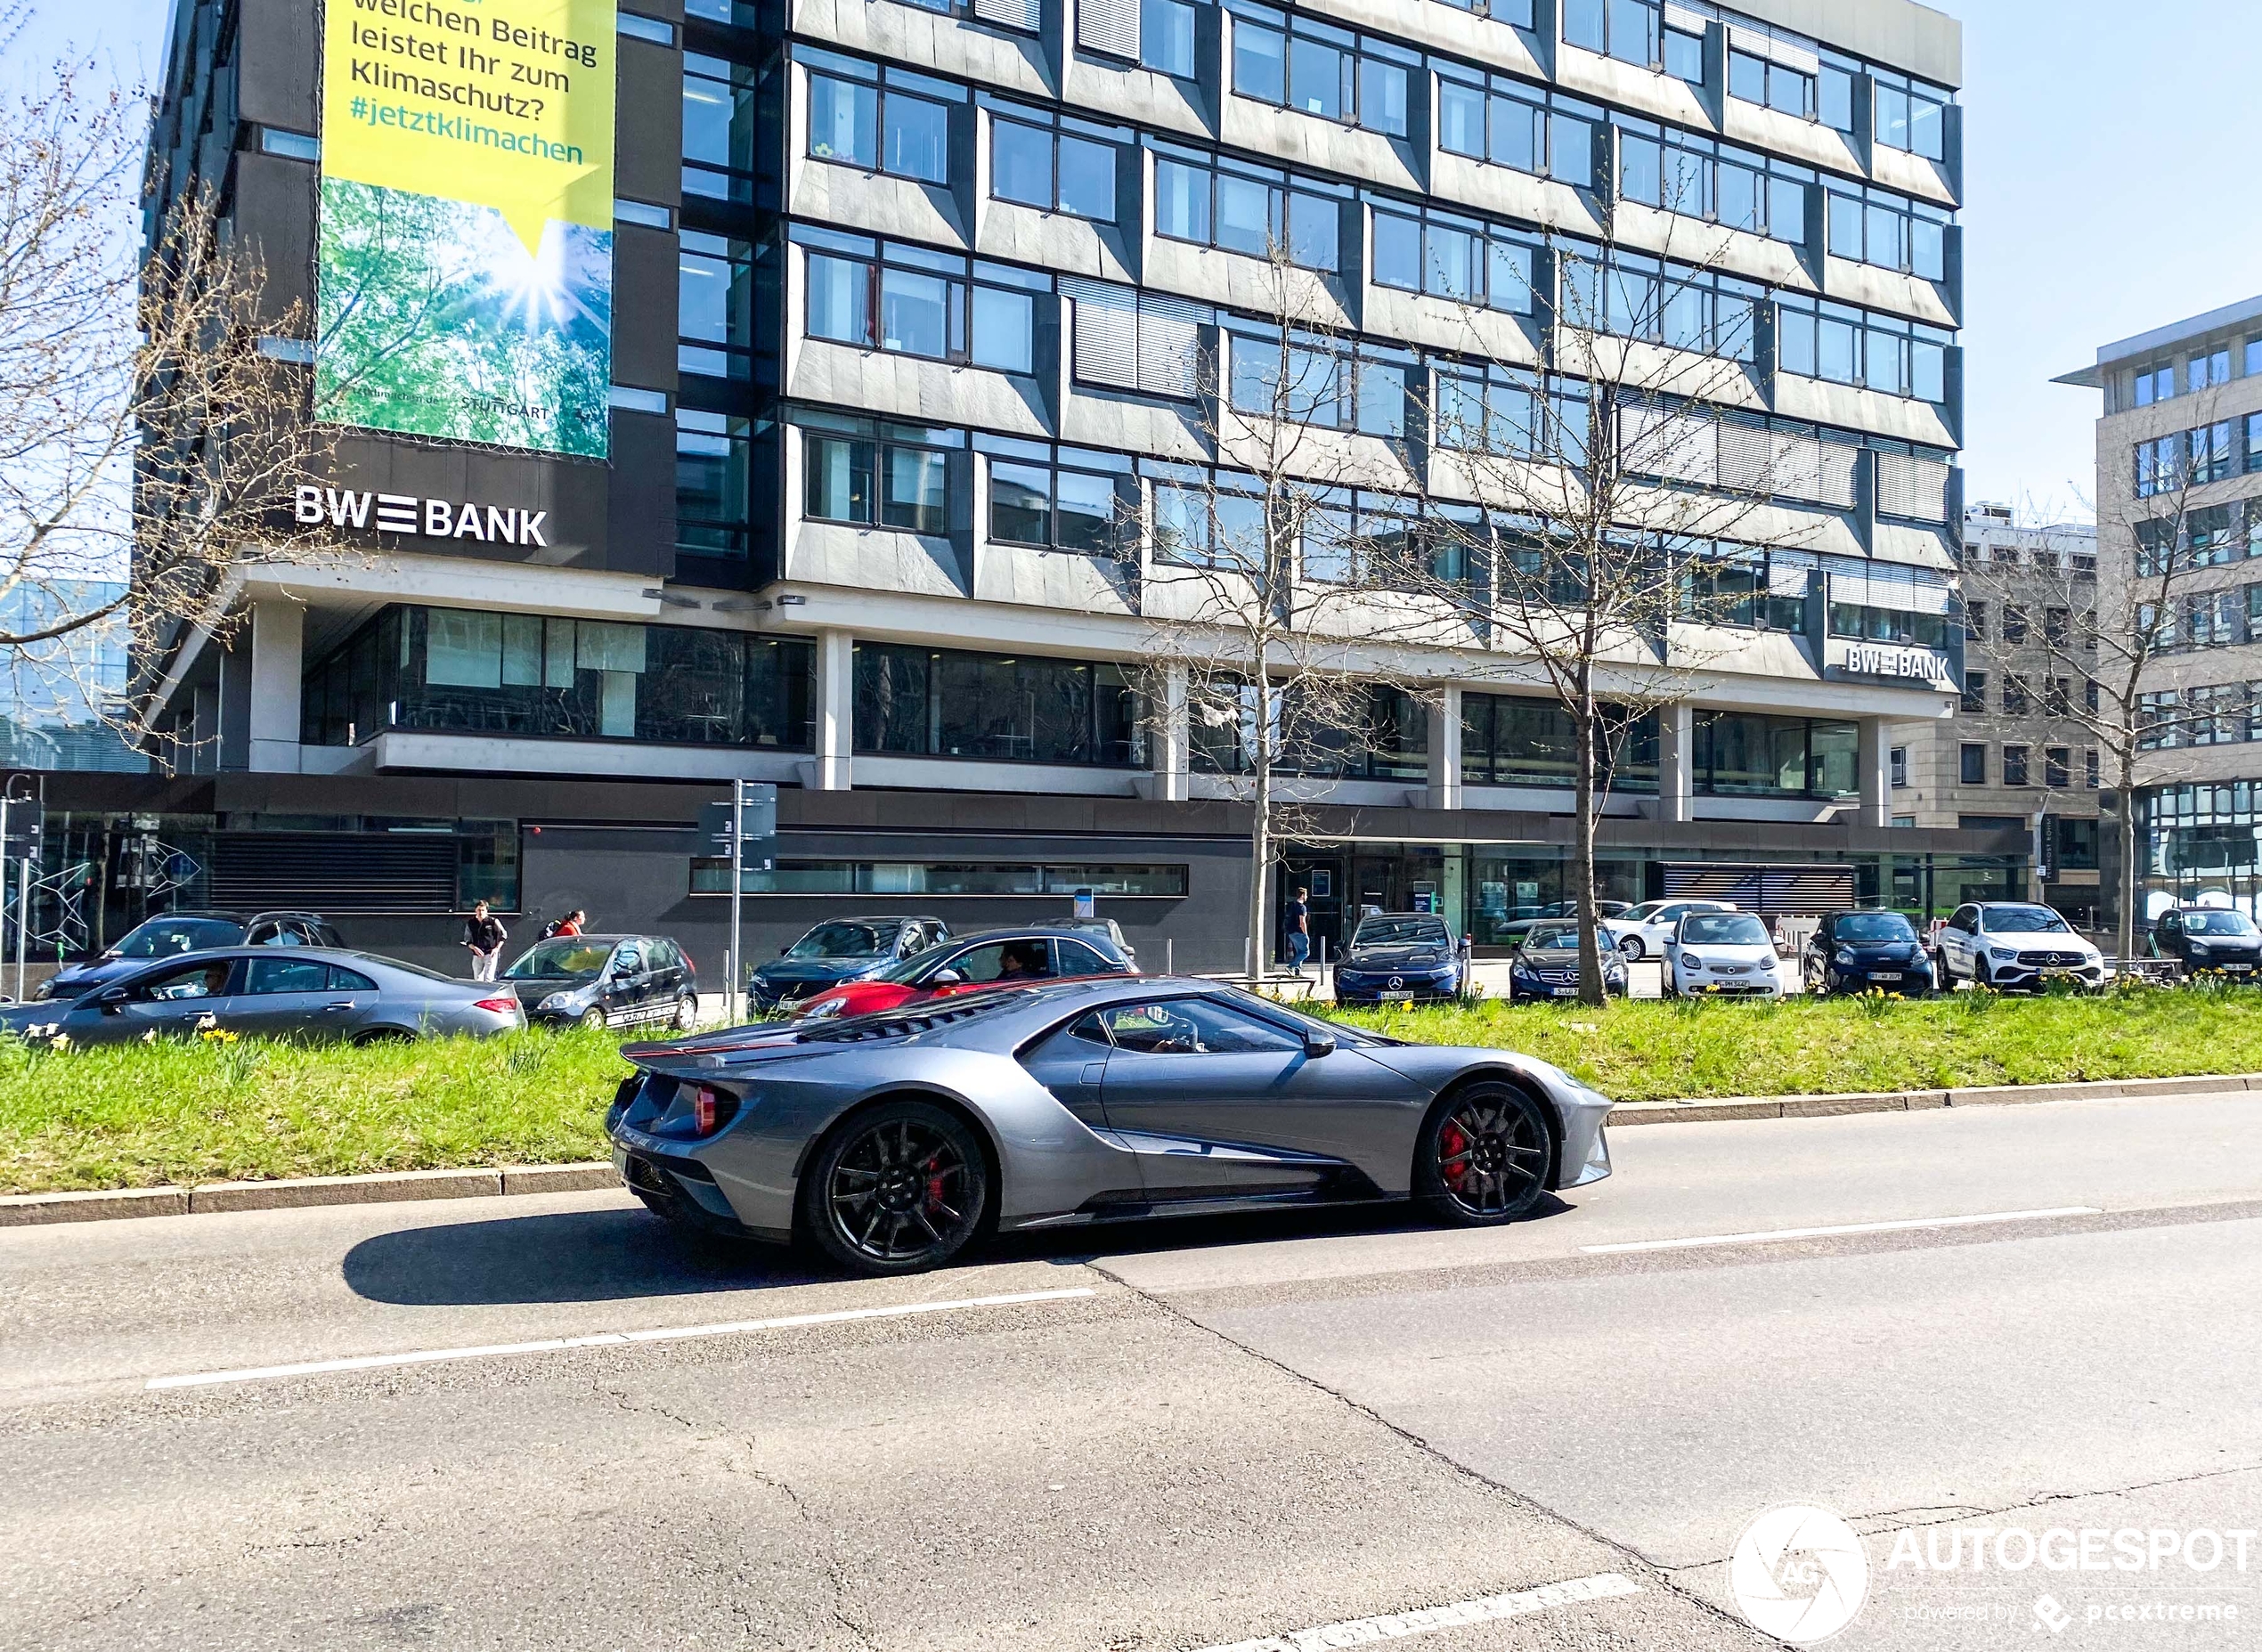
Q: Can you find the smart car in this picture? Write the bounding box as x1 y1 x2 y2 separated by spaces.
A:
1600 899 1738 961
1665 910 1787 997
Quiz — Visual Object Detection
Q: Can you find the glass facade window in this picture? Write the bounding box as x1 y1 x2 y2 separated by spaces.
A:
1461 694 1658 793
799 235 1040 371
1232 16 1411 138
302 608 814 751
1728 52 1815 120
1186 683 1428 779
677 411 753 563
854 643 1142 766
1227 333 1410 435
683 53 758 200
1827 601 1949 650
1435 73 1596 189
1958 743 1985 785
1826 185 1949 281
1561 253 1760 362
807 67 954 184
679 232 756 380
982 442 1127 556
1874 76 1949 161
1620 125 1812 247
1153 151 1342 273
694 859 1188 896
803 427 955 535
1692 712 1859 798
1371 208 1535 312
1777 296 1950 404
990 114 1119 219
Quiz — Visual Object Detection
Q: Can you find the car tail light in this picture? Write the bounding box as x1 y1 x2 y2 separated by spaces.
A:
692 1086 719 1135
474 997 519 1015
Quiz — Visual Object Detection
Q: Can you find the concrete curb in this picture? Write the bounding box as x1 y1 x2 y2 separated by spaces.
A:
0 1163 617 1228
6 1071 2262 1226
1610 1070 2262 1127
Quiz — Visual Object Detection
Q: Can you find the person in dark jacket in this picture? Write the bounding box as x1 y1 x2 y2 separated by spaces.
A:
464 901 509 981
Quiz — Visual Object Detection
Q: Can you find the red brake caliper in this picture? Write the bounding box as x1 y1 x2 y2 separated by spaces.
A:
1439 1122 1469 1193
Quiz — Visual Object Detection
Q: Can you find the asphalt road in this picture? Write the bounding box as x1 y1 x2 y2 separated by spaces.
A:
6 1090 2262 1650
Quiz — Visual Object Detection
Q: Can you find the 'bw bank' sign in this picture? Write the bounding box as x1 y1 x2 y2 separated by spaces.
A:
1828 639 1953 684
295 486 551 547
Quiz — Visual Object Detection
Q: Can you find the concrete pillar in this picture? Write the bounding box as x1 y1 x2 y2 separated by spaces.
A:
811 628 854 791
1657 703 1695 824
1857 716 1891 828
1425 686 1462 810
246 601 305 774
215 640 252 773
1145 663 1191 802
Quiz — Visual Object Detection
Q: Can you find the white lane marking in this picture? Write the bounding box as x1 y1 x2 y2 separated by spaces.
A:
1579 1206 2103 1255
145 1287 1098 1391
1196 1570 1640 1652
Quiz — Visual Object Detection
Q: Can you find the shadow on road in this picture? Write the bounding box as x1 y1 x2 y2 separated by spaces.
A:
342 1194 1576 1307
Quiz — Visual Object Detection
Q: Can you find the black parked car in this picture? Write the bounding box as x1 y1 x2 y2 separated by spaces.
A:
2152 907 2262 977
37 909 346 1001
1333 913 1465 1004
1509 921 1629 998
505 935 700 1031
1803 909 1937 996
745 916 949 1016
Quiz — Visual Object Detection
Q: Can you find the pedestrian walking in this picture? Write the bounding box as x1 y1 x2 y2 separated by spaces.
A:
542 909 587 940
463 900 509 982
1284 885 1312 977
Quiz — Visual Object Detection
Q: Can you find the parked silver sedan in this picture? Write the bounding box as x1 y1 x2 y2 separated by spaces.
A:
0 948 524 1046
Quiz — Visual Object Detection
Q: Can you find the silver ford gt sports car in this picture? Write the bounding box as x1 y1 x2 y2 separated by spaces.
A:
610 977 1615 1274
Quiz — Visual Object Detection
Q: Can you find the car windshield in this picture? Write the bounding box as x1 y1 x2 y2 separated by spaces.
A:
786 923 896 960
1834 913 1917 944
1214 986 1391 1048
2185 911 2258 936
505 940 614 980
113 917 242 958
1981 907 2072 935
1622 902 1665 922
1523 924 1588 951
1682 914 1770 947
1353 917 1451 949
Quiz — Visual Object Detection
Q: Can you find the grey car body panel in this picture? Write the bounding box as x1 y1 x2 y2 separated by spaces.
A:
611 978 1613 1241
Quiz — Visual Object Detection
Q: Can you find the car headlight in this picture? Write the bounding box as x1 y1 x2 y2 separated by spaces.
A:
2188 942 2209 956
1834 948 1856 967
536 991 572 1012
799 997 847 1021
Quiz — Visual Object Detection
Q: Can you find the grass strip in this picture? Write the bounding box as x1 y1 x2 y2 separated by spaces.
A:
4 989 2260 1196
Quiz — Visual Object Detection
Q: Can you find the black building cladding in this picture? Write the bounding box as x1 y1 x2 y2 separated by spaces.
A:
150 0 691 582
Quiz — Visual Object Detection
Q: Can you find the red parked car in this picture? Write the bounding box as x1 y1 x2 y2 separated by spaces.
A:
790 926 1135 1021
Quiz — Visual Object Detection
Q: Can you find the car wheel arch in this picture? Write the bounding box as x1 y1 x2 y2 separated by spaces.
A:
1417 1067 1564 1192
789 1086 1005 1241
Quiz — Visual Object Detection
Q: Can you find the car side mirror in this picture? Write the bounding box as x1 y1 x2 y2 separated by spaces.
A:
1304 1031 1337 1058
930 968 964 986
94 989 126 1014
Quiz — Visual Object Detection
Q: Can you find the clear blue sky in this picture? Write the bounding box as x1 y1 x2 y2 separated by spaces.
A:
15 0 2258 526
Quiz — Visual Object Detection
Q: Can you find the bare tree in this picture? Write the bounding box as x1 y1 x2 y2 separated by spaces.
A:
0 18 334 753
1136 243 1437 980
1410 199 1849 1002
1992 412 2239 961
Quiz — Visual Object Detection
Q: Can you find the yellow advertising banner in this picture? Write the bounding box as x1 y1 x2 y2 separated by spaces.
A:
316 0 619 457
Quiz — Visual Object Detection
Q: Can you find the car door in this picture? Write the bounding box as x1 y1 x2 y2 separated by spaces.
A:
79 957 244 1044
230 955 346 1041
1016 1011 1117 1132
1940 907 1977 975
599 942 647 1026
2155 909 2184 961
1094 997 1408 1195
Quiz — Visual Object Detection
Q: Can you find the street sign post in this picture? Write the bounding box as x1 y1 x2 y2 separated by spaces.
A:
701 784 777 1024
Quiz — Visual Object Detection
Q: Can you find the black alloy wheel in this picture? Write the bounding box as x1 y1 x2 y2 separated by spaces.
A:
803 1101 989 1275
1620 935 1646 960
1418 1084 1552 1227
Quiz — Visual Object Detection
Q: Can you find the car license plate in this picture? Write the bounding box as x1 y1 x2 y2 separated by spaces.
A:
1871 971 1902 982
2225 964 2253 973
1551 987 1579 997
1382 990 1414 1002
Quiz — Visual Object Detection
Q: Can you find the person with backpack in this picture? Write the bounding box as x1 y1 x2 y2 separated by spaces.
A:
542 909 587 940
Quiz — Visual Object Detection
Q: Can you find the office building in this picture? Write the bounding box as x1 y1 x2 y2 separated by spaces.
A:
109 0 2017 972
2062 296 2262 923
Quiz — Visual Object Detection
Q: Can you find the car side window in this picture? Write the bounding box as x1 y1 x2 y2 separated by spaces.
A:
2160 912 2182 936
1068 1012 1111 1046
134 960 235 1002
246 957 331 995
1103 999 1303 1055
328 965 377 992
614 945 644 974
1057 940 1113 975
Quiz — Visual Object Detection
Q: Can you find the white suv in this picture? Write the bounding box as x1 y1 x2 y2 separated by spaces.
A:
1933 903 2105 992
1602 899 1739 961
